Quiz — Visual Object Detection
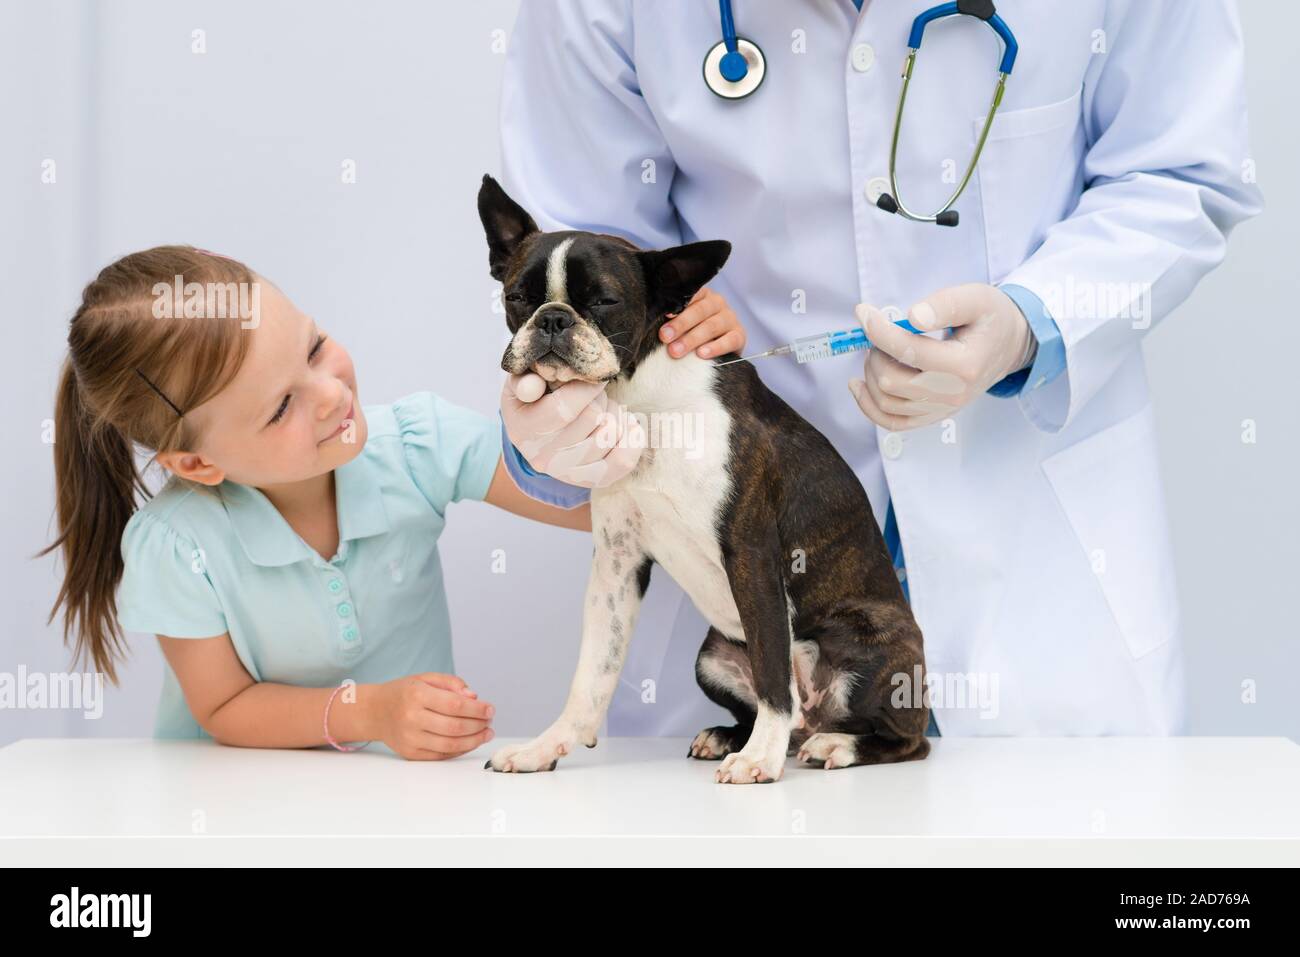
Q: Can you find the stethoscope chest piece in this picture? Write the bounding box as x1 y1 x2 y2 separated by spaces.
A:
703 37 765 99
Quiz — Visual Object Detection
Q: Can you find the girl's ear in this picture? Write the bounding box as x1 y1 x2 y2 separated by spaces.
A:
155 450 225 487
477 174 539 282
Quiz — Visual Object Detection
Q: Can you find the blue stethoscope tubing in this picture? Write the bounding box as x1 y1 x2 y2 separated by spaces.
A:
705 0 1019 227
703 0 766 99
717 0 747 81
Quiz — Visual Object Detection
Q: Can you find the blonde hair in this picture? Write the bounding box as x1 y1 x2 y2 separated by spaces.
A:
36 245 256 684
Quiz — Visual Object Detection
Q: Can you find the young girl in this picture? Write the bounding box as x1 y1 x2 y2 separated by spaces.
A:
40 245 745 760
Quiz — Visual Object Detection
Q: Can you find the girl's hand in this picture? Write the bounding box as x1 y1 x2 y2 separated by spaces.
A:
660 286 745 360
373 673 495 761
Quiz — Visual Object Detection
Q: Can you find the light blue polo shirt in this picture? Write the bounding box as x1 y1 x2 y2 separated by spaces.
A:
115 391 502 743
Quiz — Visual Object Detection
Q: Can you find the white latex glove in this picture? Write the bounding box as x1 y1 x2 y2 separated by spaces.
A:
848 283 1037 431
501 373 645 488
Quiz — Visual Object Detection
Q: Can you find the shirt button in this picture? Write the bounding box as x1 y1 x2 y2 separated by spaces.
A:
336 602 353 618
328 579 343 594
882 432 904 460
865 176 891 204
342 626 358 642
851 43 875 72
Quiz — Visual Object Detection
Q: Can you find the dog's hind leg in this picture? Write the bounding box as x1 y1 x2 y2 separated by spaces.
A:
791 603 930 770
689 627 756 760
793 659 931 770
796 732 930 769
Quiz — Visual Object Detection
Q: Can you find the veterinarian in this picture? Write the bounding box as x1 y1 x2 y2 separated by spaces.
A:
495 0 1261 737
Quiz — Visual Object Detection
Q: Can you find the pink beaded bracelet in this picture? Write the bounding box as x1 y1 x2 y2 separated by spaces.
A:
324 682 372 752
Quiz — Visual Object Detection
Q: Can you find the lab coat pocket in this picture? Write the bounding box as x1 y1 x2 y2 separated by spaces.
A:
975 86 1086 284
1040 404 1179 659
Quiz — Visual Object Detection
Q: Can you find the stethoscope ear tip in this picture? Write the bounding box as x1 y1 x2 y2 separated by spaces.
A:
876 192 959 226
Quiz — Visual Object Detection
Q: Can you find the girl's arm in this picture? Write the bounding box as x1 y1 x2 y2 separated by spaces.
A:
160 632 377 747
157 633 493 754
482 455 592 531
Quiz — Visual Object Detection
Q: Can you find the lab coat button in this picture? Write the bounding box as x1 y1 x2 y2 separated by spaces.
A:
851 43 875 73
336 602 353 618
342 626 358 642
882 432 904 460
327 579 343 594
865 176 890 204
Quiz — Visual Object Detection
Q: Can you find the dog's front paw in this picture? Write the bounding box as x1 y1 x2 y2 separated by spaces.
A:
715 748 785 784
483 725 593 773
484 738 565 773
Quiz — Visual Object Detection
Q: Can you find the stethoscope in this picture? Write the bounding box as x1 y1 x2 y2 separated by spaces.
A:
704 0 1019 227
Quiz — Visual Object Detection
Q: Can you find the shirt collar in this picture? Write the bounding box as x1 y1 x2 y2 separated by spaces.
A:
220 451 390 567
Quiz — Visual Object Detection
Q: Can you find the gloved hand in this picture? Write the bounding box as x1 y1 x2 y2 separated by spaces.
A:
501 373 645 488
849 283 1037 431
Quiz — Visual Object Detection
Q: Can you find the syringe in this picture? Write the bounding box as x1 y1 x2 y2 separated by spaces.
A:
716 317 924 366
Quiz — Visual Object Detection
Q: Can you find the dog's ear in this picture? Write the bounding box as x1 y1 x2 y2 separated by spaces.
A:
638 240 732 317
477 174 539 282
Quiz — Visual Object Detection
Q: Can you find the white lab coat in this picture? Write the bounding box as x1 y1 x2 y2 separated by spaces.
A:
499 0 1261 736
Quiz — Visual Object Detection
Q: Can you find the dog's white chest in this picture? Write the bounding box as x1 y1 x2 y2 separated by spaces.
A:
634 492 742 640
595 352 745 641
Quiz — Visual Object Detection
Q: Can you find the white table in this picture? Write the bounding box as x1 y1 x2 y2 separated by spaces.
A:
2 737 1297 866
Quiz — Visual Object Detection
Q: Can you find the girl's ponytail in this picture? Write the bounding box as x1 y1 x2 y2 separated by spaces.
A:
39 357 145 684
35 245 255 684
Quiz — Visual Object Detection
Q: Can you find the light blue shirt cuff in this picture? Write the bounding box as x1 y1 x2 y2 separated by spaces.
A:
499 415 592 510
986 283 1066 398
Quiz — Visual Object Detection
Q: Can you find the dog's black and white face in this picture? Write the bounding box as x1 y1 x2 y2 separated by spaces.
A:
477 174 731 384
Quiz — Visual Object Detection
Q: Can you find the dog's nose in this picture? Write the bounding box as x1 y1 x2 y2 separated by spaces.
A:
534 308 575 338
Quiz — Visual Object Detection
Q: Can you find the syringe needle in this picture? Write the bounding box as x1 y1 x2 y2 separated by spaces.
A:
715 345 793 366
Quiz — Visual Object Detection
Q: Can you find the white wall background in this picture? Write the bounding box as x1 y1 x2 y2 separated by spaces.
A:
2 0 1295 746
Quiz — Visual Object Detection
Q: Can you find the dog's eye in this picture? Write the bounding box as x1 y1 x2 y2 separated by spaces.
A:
591 298 620 307
504 293 526 303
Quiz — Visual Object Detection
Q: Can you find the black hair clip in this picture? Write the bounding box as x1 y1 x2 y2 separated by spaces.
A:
135 368 184 417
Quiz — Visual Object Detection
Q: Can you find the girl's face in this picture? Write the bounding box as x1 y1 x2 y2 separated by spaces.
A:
160 279 367 490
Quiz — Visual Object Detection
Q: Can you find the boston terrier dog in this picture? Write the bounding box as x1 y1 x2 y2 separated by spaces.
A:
478 175 930 783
